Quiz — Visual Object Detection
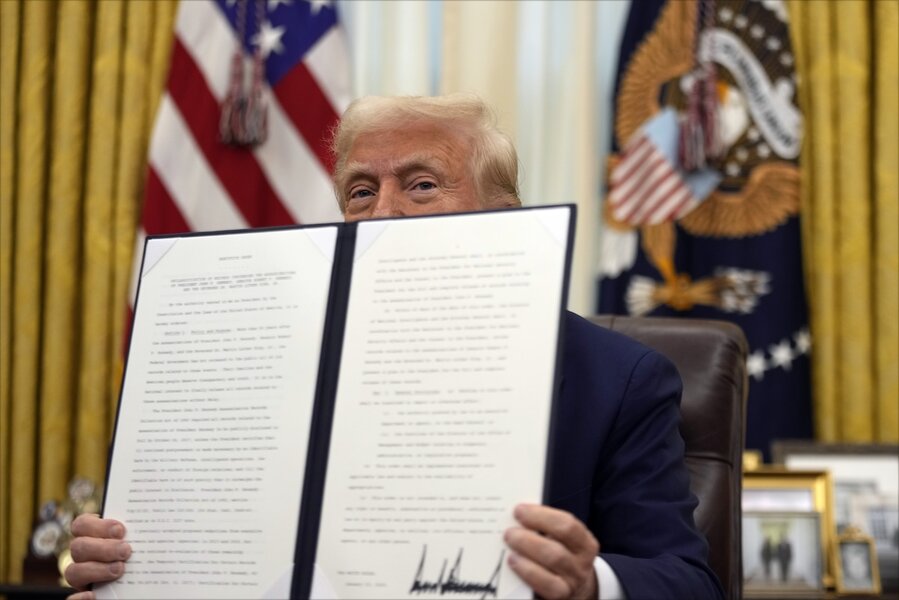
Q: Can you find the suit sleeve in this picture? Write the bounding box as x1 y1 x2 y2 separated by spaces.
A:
590 349 724 600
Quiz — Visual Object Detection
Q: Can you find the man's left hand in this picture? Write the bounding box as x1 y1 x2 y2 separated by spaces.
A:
504 504 600 600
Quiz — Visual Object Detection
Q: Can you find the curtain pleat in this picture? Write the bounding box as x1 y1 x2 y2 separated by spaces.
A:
834 0 873 441
73 0 124 486
797 0 838 440
0 0 22 583
39 0 93 507
789 0 899 443
7 0 55 583
873 0 899 442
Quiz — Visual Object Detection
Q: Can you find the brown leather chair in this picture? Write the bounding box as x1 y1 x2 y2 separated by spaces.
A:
590 315 748 600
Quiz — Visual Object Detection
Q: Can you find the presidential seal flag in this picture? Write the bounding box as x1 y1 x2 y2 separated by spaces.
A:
598 0 812 455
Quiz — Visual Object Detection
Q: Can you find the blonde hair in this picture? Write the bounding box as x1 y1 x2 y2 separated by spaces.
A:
331 94 520 210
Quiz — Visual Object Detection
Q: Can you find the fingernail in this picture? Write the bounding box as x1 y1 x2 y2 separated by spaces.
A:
110 524 124 538
513 505 523 519
117 542 131 560
508 553 518 567
109 562 123 576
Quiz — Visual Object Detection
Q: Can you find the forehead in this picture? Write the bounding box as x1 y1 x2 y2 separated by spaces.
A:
345 119 472 172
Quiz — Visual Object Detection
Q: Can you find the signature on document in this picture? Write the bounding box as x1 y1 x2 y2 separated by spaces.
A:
409 545 504 598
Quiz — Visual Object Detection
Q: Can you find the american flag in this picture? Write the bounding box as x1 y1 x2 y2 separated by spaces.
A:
608 108 719 226
132 0 351 299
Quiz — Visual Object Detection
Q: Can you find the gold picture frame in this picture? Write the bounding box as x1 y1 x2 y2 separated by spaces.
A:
836 527 881 595
772 440 899 594
743 468 836 590
743 511 824 596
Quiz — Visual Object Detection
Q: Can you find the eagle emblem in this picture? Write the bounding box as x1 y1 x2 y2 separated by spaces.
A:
603 0 802 315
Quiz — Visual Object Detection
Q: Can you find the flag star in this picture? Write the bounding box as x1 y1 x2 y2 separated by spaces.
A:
794 328 811 355
268 0 293 10
747 351 767 381
307 0 331 15
252 20 286 58
769 340 794 370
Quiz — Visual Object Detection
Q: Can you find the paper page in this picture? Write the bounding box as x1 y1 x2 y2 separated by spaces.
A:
315 207 571 599
96 227 337 600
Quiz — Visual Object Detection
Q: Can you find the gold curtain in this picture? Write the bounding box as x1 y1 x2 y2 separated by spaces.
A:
0 0 177 582
789 0 899 442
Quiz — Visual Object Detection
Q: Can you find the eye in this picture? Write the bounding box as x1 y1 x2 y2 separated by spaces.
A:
412 181 436 191
348 187 374 201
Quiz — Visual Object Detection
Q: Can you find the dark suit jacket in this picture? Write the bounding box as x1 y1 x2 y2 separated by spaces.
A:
548 313 724 599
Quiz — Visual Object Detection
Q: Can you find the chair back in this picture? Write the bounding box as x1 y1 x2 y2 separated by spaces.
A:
590 315 748 600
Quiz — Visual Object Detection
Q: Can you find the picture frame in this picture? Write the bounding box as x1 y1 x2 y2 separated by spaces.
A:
835 527 881 595
743 468 836 588
772 441 899 592
743 511 824 595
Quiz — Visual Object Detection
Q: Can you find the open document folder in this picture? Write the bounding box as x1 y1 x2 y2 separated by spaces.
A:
97 205 575 600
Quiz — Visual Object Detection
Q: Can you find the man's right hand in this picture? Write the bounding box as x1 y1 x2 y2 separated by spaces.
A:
65 514 131 600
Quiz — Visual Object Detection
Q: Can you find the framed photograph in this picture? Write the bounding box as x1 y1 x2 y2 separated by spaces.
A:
743 468 836 587
772 441 899 592
743 511 824 594
836 528 881 595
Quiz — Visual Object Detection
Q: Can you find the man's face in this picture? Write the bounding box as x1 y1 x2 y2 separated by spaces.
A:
337 120 483 222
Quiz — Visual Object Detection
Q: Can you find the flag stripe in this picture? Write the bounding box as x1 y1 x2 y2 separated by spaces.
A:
175 0 234 100
648 191 692 223
610 137 653 187
671 194 700 220
609 148 662 208
671 190 699 217
629 170 684 223
609 132 708 226
254 96 343 224
149 95 247 231
623 155 672 214
168 39 295 227
649 185 693 224
613 153 669 221
142 169 191 235
273 62 340 174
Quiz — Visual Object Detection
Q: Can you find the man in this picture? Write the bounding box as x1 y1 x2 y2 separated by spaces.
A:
777 535 792 583
66 95 723 600
761 536 774 579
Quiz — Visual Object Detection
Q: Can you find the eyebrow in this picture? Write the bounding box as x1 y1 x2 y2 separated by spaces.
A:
339 153 451 189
